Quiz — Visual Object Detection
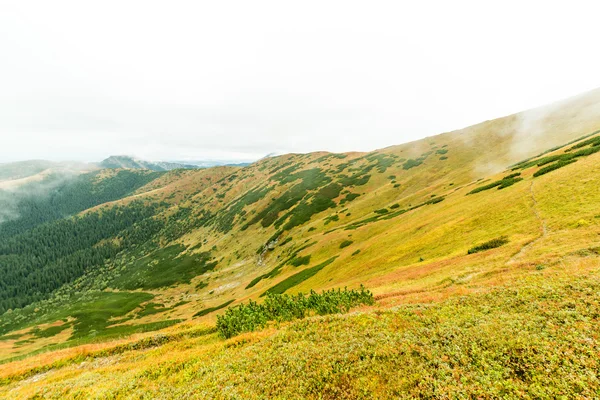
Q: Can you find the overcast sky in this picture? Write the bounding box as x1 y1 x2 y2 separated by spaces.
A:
1 1 599 163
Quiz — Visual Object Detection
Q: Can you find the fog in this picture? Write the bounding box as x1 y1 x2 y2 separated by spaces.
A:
1 1 599 162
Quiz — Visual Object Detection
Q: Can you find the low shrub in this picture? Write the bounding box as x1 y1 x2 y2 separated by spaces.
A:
324 215 340 225
403 158 423 170
533 159 577 177
289 255 311 267
279 237 293 246
340 240 353 249
468 173 522 195
340 192 361 204
424 196 445 205
468 236 509 254
216 286 374 338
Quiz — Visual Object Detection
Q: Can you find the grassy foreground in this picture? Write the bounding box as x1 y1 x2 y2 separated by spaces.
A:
1 255 599 399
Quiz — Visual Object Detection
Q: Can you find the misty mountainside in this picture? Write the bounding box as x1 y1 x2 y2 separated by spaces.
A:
0 160 97 190
99 155 252 170
2 89 600 397
170 160 252 168
99 155 200 171
0 160 57 181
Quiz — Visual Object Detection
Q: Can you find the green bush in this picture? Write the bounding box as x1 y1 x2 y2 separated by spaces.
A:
324 215 339 225
339 240 353 249
424 196 445 205
468 173 522 195
216 286 374 338
403 158 423 170
533 159 577 177
279 237 293 246
289 255 311 267
468 236 509 254
340 192 360 204
195 281 208 290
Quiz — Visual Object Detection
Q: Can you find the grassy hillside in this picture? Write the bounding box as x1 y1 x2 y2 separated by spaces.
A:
1 89 600 397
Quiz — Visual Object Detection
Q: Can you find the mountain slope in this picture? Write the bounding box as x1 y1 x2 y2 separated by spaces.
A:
1 89 600 396
99 155 200 171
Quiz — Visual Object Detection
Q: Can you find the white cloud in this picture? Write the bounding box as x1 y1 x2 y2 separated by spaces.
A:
0 0 599 162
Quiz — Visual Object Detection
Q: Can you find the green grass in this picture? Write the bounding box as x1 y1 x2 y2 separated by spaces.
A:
63 292 155 339
363 153 396 173
246 168 335 230
215 186 272 232
113 245 217 290
211 274 600 398
193 300 235 318
136 303 170 318
246 243 317 289
263 257 338 296
512 133 600 172
31 324 71 339
2 291 162 344
9 273 600 398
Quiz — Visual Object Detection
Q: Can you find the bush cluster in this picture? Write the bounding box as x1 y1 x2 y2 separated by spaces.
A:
468 173 522 195
533 159 577 177
216 286 374 338
467 236 509 254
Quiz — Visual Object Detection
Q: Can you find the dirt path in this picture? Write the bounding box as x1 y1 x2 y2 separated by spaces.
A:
508 181 548 263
